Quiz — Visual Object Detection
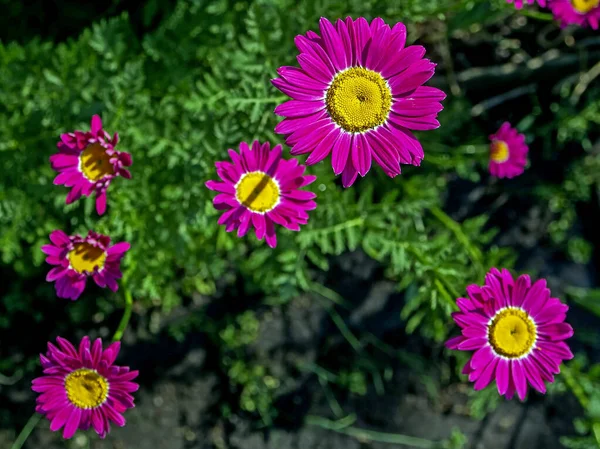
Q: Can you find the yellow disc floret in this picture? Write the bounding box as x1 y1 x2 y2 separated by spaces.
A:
235 171 280 213
68 243 107 274
80 143 115 182
572 0 599 14
490 140 510 163
488 307 537 358
326 67 392 133
65 368 109 409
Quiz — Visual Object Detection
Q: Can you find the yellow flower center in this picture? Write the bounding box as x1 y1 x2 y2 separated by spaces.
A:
488 307 537 358
572 0 599 13
326 67 392 133
68 243 107 274
64 368 109 409
80 143 115 182
235 171 280 213
490 140 510 163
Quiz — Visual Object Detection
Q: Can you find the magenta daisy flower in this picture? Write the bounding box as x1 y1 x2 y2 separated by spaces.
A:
272 17 445 187
488 122 528 179
42 230 130 300
32 336 138 439
506 0 546 8
205 140 317 248
50 115 132 215
446 268 574 401
549 0 600 29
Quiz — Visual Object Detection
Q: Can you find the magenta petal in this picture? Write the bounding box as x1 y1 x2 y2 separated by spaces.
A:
512 360 528 401
46 266 67 282
352 133 372 177
457 337 487 351
96 191 107 215
445 335 466 350
264 217 277 248
474 357 499 390
331 132 352 175
274 100 325 118
305 128 338 165
107 242 131 258
93 271 107 288
341 157 358 188
276 66 329 90
539 322 574 341
50 405 73 432
90 115 103 134
50 230 70 247
470 346 494 371
63 407 82 439
252 213 266 240
319 18 347 71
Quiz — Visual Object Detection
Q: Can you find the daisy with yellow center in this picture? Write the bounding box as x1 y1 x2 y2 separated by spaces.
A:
273 17 446 187
488 122 528 178
447 268 574 400
206 141 317 248
32 337 139 439
51 115 132 215
42 230 130 300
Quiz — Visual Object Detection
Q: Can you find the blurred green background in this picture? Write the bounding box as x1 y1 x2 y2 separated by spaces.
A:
1 0 599 447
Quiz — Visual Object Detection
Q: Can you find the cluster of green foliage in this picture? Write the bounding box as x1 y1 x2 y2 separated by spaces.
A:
1 0 599 446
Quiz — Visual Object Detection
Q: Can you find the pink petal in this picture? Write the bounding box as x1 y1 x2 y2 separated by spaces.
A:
96 191 107 215
90 115 103 134
63 407 82 439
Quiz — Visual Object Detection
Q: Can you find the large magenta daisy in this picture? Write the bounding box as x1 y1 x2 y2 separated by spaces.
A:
488 122 528 179
549 0 600 29
205 140 317 248
43 230 130 300
32 336 138 439
272 17 445 187
506 0 546 8
50 115 132 215
446 268 574 400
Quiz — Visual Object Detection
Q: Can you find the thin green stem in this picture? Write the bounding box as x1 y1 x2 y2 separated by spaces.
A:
10 413 42 449
518 9 554 21
306 415 440 448
112 286 133 342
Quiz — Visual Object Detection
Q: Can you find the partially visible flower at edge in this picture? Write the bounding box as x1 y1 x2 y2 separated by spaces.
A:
506 0 547 9
549 0 600 29
50 115 132 215
32 336 139 439
206 140 317 248
446 268 574 400
43 230 130 300
488 122 528 179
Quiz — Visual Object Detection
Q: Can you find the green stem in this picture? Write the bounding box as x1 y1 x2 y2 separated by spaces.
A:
518 9 554 21
10 413 42 449
306 415 439 448
112 286 133 342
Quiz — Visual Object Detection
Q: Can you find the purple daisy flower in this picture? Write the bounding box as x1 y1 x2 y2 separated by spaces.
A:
488 122 528 179
43 230 130 300
506 0 546 8
549 0 600 29
272 17 446 187
50 115 132 215
32 336 139 439
446 268 574 401
205 140 317 248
